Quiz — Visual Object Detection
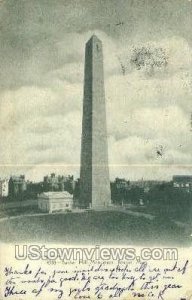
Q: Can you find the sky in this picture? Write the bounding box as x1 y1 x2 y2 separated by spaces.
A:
0 0 192 181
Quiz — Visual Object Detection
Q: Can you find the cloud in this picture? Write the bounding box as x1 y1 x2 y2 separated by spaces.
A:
0 81 82 123
0 109 81 166
107 105 190 141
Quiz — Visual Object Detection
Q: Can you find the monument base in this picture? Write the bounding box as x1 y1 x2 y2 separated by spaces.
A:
91 201 112 211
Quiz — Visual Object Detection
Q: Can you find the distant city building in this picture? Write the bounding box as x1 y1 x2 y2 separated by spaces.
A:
9 175 26 198
0 179 9 197
114 178 130 190
130 180 165 192
26 181 44 199
110 178 131 205
43 173 74 194
173 175 192 192
38 191 73 213
73 178 80 206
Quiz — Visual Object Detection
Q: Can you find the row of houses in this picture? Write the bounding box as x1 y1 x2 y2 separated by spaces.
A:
0 173 75 200
113 176 192 193
1 174 192 200
38 175 192 213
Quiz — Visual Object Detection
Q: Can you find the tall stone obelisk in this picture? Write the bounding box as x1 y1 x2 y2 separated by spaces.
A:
80 35 111 209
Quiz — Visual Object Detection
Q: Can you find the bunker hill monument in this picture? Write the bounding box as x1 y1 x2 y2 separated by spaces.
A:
80 35 111 209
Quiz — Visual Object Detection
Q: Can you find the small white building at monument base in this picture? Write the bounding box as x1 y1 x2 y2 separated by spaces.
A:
38 191 73 213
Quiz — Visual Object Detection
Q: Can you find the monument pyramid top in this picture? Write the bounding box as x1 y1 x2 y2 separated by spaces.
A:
86 34 102 45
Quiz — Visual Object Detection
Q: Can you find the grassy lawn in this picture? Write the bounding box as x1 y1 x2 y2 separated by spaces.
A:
127 204 192 223
0 206 40 218
0 211 191 246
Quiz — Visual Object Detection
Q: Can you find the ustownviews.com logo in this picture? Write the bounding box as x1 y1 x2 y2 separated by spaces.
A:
15 245 178 261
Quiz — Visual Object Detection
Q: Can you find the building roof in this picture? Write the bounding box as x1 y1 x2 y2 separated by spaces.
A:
173 175 192 182
39 191 73 199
